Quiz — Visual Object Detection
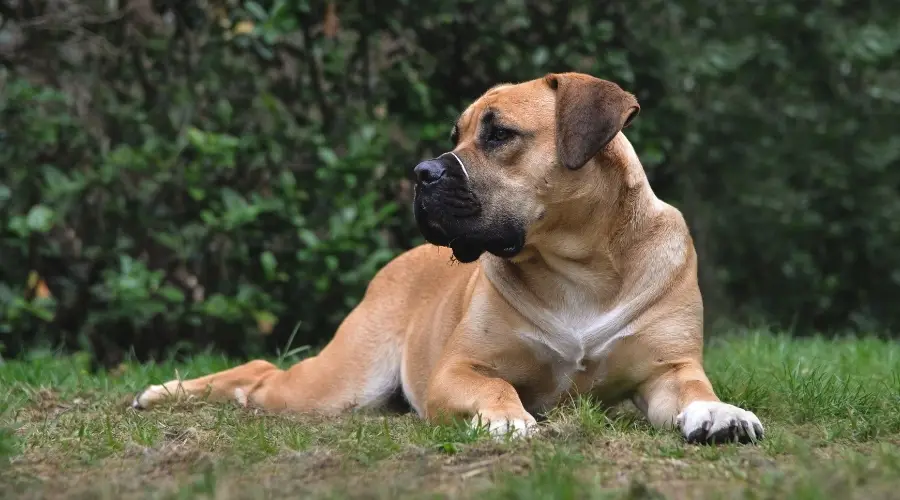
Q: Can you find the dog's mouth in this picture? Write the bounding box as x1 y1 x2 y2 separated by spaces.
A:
413 184 525 263
448 234 524 263
448 238 483 263
418 214 526 264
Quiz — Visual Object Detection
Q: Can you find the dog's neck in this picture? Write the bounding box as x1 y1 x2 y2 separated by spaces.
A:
483 134 661 323
510 136 654 284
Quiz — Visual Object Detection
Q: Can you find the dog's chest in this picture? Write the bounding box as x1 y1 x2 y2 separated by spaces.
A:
515 304 632 408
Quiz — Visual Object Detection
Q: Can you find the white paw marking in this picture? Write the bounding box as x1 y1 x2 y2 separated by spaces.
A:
234 388 248 407
676 401 764 444
470 412 538 439
131 382 186 409
132 384 164 409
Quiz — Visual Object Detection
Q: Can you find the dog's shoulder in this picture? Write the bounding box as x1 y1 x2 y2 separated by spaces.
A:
646 193 690 232
618 194 693 264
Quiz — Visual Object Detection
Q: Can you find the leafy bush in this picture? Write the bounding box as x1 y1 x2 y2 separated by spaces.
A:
1 0 898 366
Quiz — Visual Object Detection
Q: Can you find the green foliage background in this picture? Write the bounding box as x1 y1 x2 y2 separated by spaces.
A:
1 1 899 366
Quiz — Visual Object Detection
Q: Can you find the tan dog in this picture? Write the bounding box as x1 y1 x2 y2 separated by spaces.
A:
134 72 763 444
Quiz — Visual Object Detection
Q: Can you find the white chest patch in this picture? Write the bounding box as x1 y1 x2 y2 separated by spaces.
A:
515 304 634 410
518 306 630 362
483 258 655 410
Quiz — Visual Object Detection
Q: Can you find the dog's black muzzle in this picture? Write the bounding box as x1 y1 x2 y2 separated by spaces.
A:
413 154 480 241
412 154 524 263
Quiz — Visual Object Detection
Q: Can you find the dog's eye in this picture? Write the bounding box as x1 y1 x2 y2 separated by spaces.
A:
487 126 515 144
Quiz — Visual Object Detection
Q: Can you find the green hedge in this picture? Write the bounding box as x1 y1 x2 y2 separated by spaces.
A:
1 1 899 366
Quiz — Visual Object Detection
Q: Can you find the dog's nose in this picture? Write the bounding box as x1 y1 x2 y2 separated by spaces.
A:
414 159 446 185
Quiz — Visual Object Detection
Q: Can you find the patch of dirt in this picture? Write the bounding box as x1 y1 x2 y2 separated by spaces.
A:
5 397 900 500
13 388 88 422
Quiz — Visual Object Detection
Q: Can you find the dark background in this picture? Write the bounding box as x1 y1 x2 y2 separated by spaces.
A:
1 1 899 368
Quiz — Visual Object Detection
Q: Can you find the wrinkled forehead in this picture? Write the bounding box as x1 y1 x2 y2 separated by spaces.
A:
452 80 553 138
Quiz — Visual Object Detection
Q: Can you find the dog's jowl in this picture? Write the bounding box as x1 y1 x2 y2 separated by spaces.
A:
134 72 763 445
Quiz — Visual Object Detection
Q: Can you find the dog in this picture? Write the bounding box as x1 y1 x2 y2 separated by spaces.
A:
133 72 764 445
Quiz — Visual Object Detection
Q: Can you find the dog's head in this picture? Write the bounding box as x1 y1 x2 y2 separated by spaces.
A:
412 72 640 263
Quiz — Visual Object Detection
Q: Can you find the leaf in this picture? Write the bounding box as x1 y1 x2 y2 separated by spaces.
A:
233 20 255 35
532 46 550 66
188 187 206 201
280 171 296 191
271 0 290 21
437 442 459 454
245 1 268 20
27 300 55 322
254 310 277 335
221 188 248 212
260 251 277 279
317 148 339 167
255 43 275 60
298 229 319 248
186 127 207 148
158 286 186 303
25 205 55 233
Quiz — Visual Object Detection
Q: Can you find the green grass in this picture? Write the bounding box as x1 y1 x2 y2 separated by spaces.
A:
1 332 899 499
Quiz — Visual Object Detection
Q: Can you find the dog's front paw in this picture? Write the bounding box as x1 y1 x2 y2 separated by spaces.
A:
676 401 764 445
131 381 184 410
470 410 538 439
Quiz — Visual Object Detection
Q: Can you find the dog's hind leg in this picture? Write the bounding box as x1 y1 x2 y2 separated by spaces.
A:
132 304 403 414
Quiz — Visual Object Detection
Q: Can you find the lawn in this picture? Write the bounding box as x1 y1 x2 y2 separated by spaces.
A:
1 332 899 499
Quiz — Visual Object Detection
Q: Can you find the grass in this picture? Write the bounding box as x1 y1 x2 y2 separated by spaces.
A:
1 331 899 499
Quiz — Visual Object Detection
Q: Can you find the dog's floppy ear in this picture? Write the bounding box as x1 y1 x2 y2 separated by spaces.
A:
545 73 640 170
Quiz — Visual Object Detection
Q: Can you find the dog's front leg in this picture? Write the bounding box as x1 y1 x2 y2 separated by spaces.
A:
633 361 764 445
424 361 537 438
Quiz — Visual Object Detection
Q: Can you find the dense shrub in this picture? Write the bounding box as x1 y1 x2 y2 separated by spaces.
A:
1 1 898 366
